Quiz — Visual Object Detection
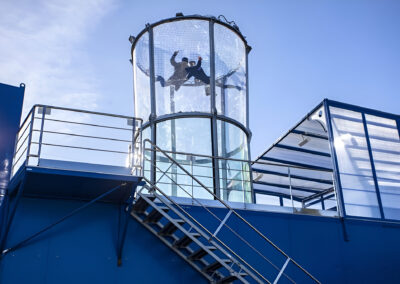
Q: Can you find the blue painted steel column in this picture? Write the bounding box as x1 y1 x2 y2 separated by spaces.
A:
323 99 346 217
362 113 385 219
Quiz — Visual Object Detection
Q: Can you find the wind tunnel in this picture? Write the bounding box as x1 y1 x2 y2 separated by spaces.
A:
131 15 252 202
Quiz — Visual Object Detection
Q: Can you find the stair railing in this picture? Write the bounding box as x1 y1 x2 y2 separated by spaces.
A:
142 139 320 284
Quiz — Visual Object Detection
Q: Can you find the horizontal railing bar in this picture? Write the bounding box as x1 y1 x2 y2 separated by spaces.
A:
153 181 252 193
31 142 129 155
32 129 132 143
153 158 253 173
252 168 333 184
37 117 134 132
32 104 143 121
151 161 253 175
144 147 332 172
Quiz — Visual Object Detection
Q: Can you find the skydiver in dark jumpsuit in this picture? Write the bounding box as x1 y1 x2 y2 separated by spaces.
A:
186 57 242 96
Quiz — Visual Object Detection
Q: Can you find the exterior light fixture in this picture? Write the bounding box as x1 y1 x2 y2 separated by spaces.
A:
298 135 310 147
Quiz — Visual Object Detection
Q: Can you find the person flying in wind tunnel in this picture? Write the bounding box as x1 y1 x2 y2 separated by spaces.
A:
156 51 189 91
186 57 242 95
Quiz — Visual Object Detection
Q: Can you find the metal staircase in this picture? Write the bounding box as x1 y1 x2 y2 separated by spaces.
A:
129 139 320 284
131 185 258 283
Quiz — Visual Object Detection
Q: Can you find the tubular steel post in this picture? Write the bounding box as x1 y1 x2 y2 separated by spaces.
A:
148 25 157 185
324 100 346 218
362 113 385 219
25 108 35 166
288 167 294 212
36 106 46 166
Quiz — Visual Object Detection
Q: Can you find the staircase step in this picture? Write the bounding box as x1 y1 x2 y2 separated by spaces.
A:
203 259 232 273
158 219 185 236
132 195 156 214
143 207 169 223
174 233 201 248
188 246 217 260
217 273 248 283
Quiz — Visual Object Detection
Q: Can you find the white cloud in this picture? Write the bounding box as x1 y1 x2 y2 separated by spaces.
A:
0 0 116 117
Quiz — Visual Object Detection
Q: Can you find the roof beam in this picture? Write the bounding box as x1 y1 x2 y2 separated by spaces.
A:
274 144 331 158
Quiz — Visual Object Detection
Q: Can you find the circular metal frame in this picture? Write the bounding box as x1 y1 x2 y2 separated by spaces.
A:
142 112 252 138
130 15 251 57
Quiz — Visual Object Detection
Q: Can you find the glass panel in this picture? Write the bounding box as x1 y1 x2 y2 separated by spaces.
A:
133 32 151 122
214 23 247 126
156 118 213 199
366 114 400 220
217 120 251 203
330 107 381 218
153 20 211 116
255 194 281 206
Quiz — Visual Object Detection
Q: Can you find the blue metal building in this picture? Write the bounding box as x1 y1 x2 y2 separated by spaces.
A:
1 14 399 284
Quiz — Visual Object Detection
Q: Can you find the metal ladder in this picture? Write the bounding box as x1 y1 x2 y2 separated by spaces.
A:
130 183 262 283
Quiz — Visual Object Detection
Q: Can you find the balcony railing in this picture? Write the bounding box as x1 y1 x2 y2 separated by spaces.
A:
11 105 143 178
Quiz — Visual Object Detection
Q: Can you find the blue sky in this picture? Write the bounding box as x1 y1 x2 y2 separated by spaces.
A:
1 0 399 158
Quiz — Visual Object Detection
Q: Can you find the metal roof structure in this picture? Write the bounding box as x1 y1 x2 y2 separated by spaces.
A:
252 99 400 222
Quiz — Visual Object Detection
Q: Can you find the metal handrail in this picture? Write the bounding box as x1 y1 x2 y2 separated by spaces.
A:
145 147 333 172
32 104 143 121
143 139 320 283
11 105 143 177
142 171 270 283
144 158 292 283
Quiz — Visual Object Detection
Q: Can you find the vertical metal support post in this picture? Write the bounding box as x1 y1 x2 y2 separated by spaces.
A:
324 100 346 217
247 135 254 204
220 82 228 200
148 25 157 185
209 20 221 199
36 106 46 166
25 107 35 166
288 167 294 212
245 46 253 204
190 156 194 204
245 46 250 130
362 113 385 219
170 86 177 196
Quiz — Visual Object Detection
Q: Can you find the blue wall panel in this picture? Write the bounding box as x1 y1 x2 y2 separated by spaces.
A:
1 197 400 283
0 83 25 194
0 198 205 284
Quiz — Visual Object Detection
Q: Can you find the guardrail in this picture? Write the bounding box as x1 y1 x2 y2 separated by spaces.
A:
11 105 143 177
142 144 338 215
